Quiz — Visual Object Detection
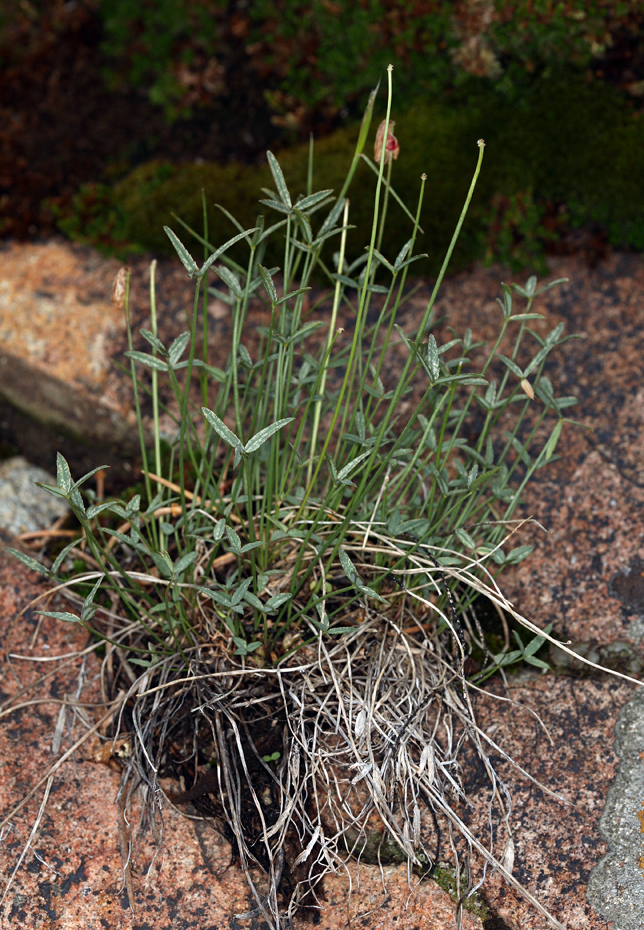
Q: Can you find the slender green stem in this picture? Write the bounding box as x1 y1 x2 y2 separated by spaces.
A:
297 64 396 518
124 270 153 512
307 199 350 488
178 279 203 513
201 189 210 406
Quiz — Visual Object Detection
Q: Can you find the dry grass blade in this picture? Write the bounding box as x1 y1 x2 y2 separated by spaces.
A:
0 698 125 833
0 775 55 908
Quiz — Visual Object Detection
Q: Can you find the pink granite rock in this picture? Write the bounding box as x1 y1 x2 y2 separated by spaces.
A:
0 542 483 929
1 247 644 929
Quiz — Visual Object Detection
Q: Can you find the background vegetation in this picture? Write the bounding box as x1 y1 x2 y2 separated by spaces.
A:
0 0 642 270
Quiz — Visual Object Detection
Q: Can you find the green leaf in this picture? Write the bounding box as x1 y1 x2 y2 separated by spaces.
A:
355 84 378 157
174 551 197 575
319 196 346 236
214 202 246 237
168 333 190 367
225 525 242 550
36 610 81 623
70 465 110 491
68 486 85 518
396 253 429 272
357 583 388 605
245 418 294 454
6 548 50 577
366 284 389 294
534 277 569 296
497 355 524 378
266 151 292 210
151 551 174 578
497 284 513 319
525 655 550 669
81 576 103 622
524 623 552 657
143 492 166 515
125 494 141 516
337 450 372 482
455 527 476 550
196 585 233 609
125 351 169 372
293 208 313 244
275 287 312 307
331 273 359 289
259 198 290 215
231 577 253 606
339 549 362 587
140 328 167 354
56 452 73 494
545 322 565 349
258 264 278 305
201 408 243 452
101 528 147 553
495 649 522 666
232 636 263 655
164 226 200 277
199 226 255 277
393 239 411 269
202 364 227 382
240 541 264 554
239 344 252 368
426 335 440 381
215 264 243 299
296 189 334 211
51 539 80 575
200 228 258 276
510 436 532 467
243 591 264 611
523 345 550 377
506 545 534 564
543 419 563 462
265 593 291 610
371 248 395 274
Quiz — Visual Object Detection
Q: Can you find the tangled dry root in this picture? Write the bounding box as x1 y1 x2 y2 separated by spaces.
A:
116 585 569 929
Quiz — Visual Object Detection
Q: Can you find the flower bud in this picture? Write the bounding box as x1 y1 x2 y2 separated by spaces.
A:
374 119 399 165
111 266 130 311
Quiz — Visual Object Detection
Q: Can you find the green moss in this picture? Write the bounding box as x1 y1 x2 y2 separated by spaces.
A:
69 69 644 273
432 862 489 921
341 829 488 920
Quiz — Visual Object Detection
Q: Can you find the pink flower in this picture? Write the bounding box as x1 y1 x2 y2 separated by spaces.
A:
374 119 399 165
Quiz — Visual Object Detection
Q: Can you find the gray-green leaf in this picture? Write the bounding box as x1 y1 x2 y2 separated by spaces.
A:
164 227 199 277
266 151 292 210
201 408 243 451
245 418 294 455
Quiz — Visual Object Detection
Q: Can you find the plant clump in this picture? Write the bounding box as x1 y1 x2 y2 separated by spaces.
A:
9 70 581 929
